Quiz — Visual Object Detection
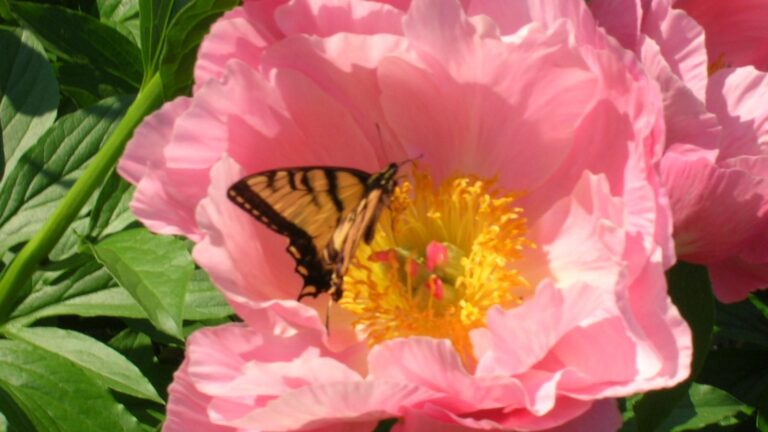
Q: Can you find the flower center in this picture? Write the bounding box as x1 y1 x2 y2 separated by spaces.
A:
338 169 534 363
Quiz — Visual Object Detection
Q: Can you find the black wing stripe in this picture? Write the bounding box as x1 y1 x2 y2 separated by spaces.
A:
287 170 298 190
324 169 345 214
300 170 320 207
265 171 277 191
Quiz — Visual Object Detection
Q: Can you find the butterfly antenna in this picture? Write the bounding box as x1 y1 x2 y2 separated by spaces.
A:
398 153 424 168
374 122 389 165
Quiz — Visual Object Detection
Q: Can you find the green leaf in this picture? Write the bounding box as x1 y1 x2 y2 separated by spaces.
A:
374 419 398 432
4 326 162 403
98 0 141 47
21 287 147 323
633 262 716 431
57 63 134 110
8 258 145 326
699 348 768 412
0 339 142 432
655 384 751 431
0 73 163 324
88 170 137 239
183 269 233 321
90 228 192 339
159 0 238 96
0 0 11 20
11 2 142 89
0 27 58 177
715 296 768 347
0 96 132 254
749 293 768 321
138 0 174 80
47 216 90 262
758 412 768 432
109 329 166 389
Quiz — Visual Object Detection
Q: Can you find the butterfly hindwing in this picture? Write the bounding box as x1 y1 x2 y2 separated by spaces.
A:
228 166 388 300
324 169 398 299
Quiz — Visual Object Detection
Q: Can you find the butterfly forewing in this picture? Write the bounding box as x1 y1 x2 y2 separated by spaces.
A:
228 167 375 299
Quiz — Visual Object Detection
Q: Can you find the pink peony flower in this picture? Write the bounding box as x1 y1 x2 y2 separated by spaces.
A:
120 0 691 430
591 0 768 302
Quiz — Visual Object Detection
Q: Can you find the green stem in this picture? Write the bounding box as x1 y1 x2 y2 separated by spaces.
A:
0 73 164 323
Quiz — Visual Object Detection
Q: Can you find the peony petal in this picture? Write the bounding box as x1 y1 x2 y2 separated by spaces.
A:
675 0 768 71
588 0 642 49
169 317 381 430
640 37 721 152
260 32 415 164
393 410 477 432
412 397 594 431
548 399 621 432
164 359 235 432
194 3 279 91
230 381 439 430
642 0 708 101
709 256 768 303
465 0 532 36
528 173 626 291
385 0 599 189
662 151 768 262
118 97 207 240
369 337 526 411
707 66 768 159
472 281 619 378
274 0 404 37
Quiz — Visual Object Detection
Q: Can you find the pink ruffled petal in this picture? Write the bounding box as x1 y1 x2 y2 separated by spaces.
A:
369 337 526 411
194 3 280 91
393 411 477 432
662 151 768 262
588 0 642 50
386 0 599 188
260 32 415 163
709 256 768 303
472 281 619 378
274 0 404 37
676 0 768 71
548 399 621 432
640 37 721 152
118 97 206 240
414 397 594 431
622 251 693 391
465 0 532 36
166 316 392 431
707 66 768 158
528 173 626 291
165 359 234 432
230 381 439 430
641 0 708 101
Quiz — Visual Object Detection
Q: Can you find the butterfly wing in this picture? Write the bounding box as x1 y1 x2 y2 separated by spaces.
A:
325 163 400 300
228 167 371 299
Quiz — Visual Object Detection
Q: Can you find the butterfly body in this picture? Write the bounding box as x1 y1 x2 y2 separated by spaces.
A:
228 163 400 301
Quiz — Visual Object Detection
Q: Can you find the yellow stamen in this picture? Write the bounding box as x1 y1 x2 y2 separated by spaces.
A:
339 168 535 365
